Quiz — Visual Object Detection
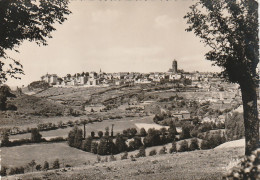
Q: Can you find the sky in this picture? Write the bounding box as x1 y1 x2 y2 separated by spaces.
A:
6 0 221 87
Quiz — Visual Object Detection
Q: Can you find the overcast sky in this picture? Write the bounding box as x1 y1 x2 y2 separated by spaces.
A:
6 0 221 87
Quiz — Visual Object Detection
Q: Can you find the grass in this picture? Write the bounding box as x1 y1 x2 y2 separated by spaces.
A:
1 142 97 168
9 116 155 140
4 146 244 180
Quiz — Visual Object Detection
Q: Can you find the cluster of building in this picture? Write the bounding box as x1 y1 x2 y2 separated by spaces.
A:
40 60 228 88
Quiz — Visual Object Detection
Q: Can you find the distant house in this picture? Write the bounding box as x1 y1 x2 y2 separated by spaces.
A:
171 110 191 120
41 73 58 85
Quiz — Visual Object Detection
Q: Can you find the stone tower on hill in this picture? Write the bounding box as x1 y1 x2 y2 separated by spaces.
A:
168 59 178 73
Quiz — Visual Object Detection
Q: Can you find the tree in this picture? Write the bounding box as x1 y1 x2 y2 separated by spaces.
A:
28 160 36 172
80 120 88 139
180 124 192 140
115 134 128 153
159 146 167 155
105 127 109 137
67 126 83 148
184 0 259 155
136 146 146 158
43 161 49 171
189 138 199 151
53 159 60 169
91 141 98 154
179 140 189 152
169 141 177 153
98 131 103 139
0 85 15 111
0 0 71 83
1 130 10 147
0 166 8 176
149 149 157 156
140 128 147 137
31 128 42 143
91 131 95 138
81 136 92 152
35 164 42 171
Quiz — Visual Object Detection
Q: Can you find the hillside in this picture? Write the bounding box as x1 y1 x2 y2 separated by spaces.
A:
3 146 244 180
0 93 69 127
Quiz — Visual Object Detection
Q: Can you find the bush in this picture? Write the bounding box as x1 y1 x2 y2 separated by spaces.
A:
9 166 24 175
98 131 103 138
43 161 49 170
53 159 60 169
91 141 98 154
149 149 157 156
36 164 42 171
130 155 136 161
68 126 83 148
121 151 128 160
140 128 147 137
159 146 167 155
136 146 146 158
109 155 117 162
0 166 8 176
48 137 65 142
189 138 199 151
1 131 10 147
179 140 189 152
169 141 177 153
223 148 260 179
200 140 210 150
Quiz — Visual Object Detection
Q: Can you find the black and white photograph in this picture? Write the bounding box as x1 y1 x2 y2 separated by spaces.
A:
0 0 259 179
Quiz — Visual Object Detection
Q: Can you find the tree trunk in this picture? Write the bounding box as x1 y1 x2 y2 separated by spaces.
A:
83 123 86 139
240 81 259 155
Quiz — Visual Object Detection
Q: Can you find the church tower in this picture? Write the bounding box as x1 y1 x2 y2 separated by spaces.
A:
172 60 177 74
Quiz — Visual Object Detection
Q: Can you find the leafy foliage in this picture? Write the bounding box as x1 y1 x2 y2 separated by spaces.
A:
0 0 71 82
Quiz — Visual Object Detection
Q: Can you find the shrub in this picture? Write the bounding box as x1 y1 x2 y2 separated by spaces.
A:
31 128 42 143
53 159 60 169
91 141 98 154
189 138 199 151
149 149 157 156
200 140 210 150
81 136 93 152
115 134 128 153
121 151 128 160
0 166 8 176
68 126 83 148
48 137 65 142
96 155 101 163
36 164 42 171
130 155 136 161
140 128 147 137
109 155 117 162
180 124 192 140
179 140 189 152
43 161 49 170
1 131 10 147
91 131 95 138
159 146 167 155
136 146 146 158
98 131 103 138
9 167 16 175
169 141 177 153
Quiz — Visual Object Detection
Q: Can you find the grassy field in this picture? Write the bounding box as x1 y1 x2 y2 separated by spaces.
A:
9 116 154 140
1 142 97 168
3 146 244 180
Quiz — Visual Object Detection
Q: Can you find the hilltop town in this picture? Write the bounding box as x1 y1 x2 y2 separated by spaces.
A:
41 60 240 92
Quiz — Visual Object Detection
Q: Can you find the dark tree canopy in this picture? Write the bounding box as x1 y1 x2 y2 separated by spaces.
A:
0 0 71 82
184 0 259 155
